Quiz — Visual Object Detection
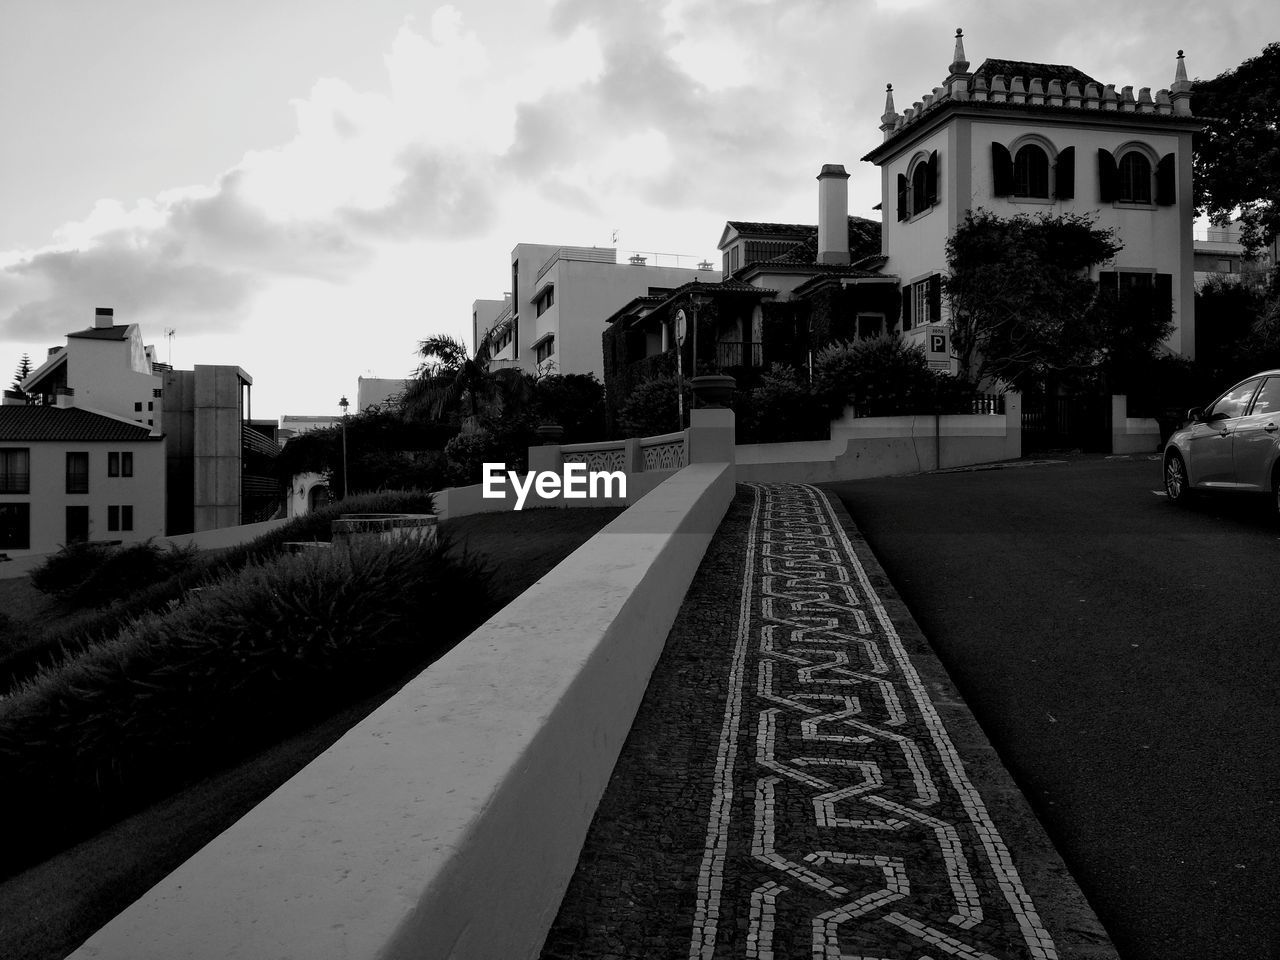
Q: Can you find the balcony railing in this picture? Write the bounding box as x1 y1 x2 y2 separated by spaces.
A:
714 340 763 369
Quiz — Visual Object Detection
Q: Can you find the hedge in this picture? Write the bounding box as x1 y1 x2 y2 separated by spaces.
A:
0 533 491 876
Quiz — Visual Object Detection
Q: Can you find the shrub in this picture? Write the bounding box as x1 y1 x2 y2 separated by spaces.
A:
29 541 116 598
618 376 690 438
1 491 437 692
813 335 975 418
738 365 826 444
444 429 502 485
0 535 493 875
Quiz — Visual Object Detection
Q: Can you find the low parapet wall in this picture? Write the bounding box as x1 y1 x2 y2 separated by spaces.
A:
737 399 1022 483
68 461 736 960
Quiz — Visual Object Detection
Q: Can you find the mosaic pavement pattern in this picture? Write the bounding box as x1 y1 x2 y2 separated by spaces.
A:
541 483 1063 960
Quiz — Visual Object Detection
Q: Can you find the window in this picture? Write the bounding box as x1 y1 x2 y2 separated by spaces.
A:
0 448 29 494
897 151 938 221
108 452 120 477
1013 145 1050 198
0 503 29 550
901 275 941 332
122 505 133 531
66 505 89 544
134 401 143 412
108 505 119 531
1118 152 1152 203
122 452 133 476
535 337 556 364
1206 379 1262 421
857 314 885 339
1251 378 1280 417
152 388 163 399
66 452 89 494
108 505 133 532
147 401 153 411
534 287 554 317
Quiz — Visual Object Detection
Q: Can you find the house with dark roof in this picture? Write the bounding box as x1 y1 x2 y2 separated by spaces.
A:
0 393 165 557
14 307 281 541
603 163 904 429
862 29 1200 368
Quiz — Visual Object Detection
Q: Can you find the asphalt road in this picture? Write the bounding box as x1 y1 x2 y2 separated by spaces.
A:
827 457 1279 960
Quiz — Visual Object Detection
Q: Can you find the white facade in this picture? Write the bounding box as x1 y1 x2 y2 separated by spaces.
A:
475 244 721 379
864 33 1200 360
22 308 165 427
0 406 166 558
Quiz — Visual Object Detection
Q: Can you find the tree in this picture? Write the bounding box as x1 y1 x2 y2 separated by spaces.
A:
942 210 1124 390
401 334 533 431
11 353 32 396
1194 43 1280 255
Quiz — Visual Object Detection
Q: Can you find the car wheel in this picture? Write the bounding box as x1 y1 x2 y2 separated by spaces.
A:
1165 452 1193 506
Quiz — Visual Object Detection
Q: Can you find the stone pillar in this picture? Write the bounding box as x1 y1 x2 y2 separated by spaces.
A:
1003 391 1022 460
687 408 736 465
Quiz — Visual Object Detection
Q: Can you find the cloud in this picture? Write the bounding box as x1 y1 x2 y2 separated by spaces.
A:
0 7 510 340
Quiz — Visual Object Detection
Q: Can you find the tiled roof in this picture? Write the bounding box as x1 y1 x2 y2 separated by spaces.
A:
0 405 157 442
66 325 131 341
757 217 882 266
970 59 1097 89
724 221 815 238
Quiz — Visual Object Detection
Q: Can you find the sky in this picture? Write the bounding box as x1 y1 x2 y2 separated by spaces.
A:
2 0 1277 420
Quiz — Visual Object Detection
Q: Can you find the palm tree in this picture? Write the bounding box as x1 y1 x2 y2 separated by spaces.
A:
403 334 532 431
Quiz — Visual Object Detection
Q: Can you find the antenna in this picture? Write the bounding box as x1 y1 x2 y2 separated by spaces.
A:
164 328 175 366
611 228 619 246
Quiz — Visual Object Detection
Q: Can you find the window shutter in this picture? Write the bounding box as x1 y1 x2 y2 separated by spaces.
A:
927 275 941 324
901 285 913 330
897 173 908 221
926 150 939 207
1054 146 1075 200
1155 153 1176 205
1098 148 1118 202
991 142 1013 196
1154 273 1173 326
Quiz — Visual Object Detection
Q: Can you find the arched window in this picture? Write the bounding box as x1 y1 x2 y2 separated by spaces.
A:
1118 152 1152 203
1013 144 1050 198
911 163 930 213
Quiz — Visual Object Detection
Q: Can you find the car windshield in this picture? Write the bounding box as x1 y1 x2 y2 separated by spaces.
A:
1206 379 1261 420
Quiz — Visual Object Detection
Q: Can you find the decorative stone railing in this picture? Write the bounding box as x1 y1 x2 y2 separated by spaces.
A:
639 431 687 471
559 439 629 473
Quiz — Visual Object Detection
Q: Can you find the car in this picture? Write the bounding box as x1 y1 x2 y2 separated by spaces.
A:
1163 369 1280 517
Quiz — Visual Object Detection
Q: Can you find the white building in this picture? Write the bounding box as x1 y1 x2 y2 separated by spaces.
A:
0 395 166 557
473 245 720 379
861 30 1200 360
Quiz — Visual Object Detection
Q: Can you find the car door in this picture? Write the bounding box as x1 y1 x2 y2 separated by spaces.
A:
1231 376 1280 490
1186 377 1262 486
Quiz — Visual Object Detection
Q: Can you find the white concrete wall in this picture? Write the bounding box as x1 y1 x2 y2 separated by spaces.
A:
736 404 1021 482
66 329 163 425
0 436 165 558
67 461 736 960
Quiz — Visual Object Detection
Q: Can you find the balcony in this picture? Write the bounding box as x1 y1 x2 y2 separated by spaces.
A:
714 340 763 369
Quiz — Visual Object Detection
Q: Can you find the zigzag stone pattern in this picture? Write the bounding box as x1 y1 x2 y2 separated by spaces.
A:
689 483 1057 960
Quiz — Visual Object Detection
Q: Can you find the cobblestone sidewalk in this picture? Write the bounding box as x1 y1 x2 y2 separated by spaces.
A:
539 483 1114 960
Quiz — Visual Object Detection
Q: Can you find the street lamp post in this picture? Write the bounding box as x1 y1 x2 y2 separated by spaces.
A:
338 395 349 501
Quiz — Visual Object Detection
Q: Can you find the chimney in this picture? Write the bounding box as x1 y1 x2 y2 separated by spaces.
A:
54 387 75 409
628 254 648 265
94 306 114 329
817 164 851 265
